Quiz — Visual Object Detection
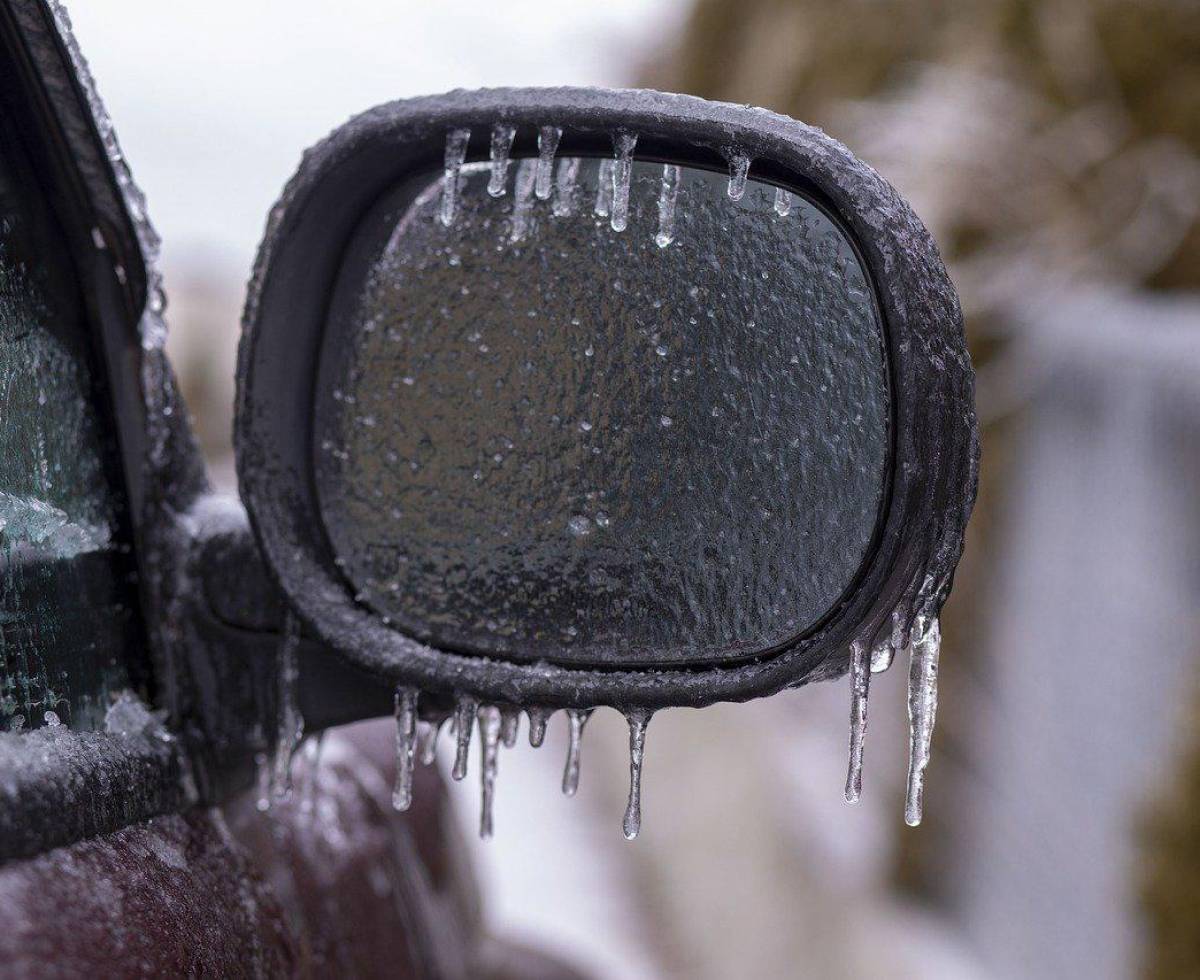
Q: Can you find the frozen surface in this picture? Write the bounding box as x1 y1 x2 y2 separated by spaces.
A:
316 155 889 668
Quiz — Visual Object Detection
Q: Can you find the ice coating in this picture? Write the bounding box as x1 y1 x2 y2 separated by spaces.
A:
610 131 638 232
316 159 889 669
622 709 651 840
439 128 471 227
727 152 750 201
561 708 592 797
904 616 941 826
655 163 681 247
452 695 477 780
269 612 303 800
478 706 501 838
535 126 561 200
844 640 870 803
487 123 516 197
392 686 418 811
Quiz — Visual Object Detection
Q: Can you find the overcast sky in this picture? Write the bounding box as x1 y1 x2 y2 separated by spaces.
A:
68 0 684 277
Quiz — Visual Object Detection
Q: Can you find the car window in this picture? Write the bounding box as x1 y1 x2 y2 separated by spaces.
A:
0 101 145 732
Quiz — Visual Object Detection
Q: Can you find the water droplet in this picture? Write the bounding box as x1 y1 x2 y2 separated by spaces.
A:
452 695 478 780
440 128 471 227
488 123 516 197
773 186 792 217
478 706 501 838
392 686 418 811
659 415 673 428
727 152 750 201
844 641 870 804
561 708 593 796
567 515 592 537
623 709 652 840
905 616 941 826
43 709 61 728
655 163 681 247
610 131 637 232
535 125 561 200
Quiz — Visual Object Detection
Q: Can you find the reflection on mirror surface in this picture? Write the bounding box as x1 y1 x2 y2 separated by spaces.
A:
314 157 889 667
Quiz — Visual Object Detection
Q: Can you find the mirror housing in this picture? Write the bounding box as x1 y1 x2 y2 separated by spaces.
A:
236 87 978 714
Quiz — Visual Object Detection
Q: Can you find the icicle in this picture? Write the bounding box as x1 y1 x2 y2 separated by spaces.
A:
269 611 304 800
561 708 593 797
419 717 446 765
499 707 520 748
535 126 561 200
622 709 652 840
254 750 271 812
478 706 501 839
610 131 637 232
509 159 538 243
727 152 750 201
594 158 614 217
773 186 792 217
487 123 516 197
655 163 681 248
553 158 580 217
904 616 941 826
844 641 870 804
452 695 478 780
440 128 471 227
393 686 419 811
527 706 549 747
299 732 325 819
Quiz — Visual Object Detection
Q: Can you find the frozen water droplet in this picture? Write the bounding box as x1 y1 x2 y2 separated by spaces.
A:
270 612 304 800
43 710 61 728
870 638 896 673
727 152 750 201
392 686 418 811
440 128 471 227
453 695 478 780
773 186 792 217
844 640 870 804
509 158 538 243
567 515 592 537
623 709 651 840
488 123 516 197
418 716 446 765
553 157 581 217
655 163 681 247
478 706 501 839
535 125 561 200
610 131 637 232
904 616 941 826
500 706 520 748
594 158 614 217
527 707 549 747
254 750 271 812
561 708 593 796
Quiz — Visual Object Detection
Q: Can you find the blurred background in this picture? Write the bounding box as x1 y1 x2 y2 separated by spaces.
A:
70 1 1200 978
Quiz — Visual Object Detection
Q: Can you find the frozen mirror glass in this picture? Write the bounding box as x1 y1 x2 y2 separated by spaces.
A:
313 156 889 668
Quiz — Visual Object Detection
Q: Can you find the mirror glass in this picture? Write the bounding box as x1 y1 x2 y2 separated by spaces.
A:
314 156 889 668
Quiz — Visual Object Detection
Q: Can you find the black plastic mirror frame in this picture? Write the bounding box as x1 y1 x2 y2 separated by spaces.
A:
236 87 978 711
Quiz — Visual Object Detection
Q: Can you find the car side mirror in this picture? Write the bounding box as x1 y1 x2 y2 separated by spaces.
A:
235 88 978 836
